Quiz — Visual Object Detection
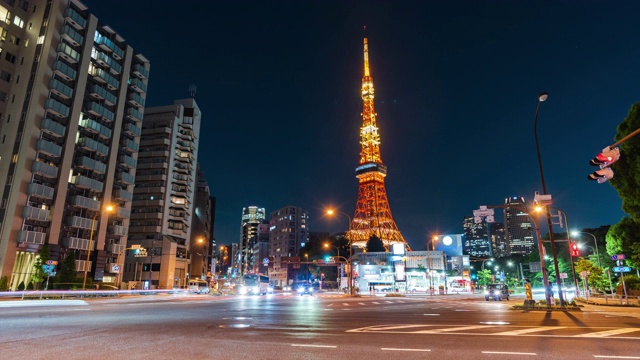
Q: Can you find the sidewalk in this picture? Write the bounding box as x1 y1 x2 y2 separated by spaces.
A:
576 294 640 307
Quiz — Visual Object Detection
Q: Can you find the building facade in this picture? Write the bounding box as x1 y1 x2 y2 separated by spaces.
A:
503 196 535 255
124 98 200 289
488 222 508 258
0 0 148 289
189 164 214 280
268 205 308 286
238 205 265 276
462 216 492 258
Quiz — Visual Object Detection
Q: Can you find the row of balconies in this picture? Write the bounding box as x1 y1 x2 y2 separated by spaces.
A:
45 98 70 119
90 67 120 90
62 24 84 48
124 122 142 137
70 195 101 211
76 155 107 174
117 171 135 185
132 63 149 79
65 7 87 30
77 136 109 156
36 139 63 158
27 182 54 200
113 188 133 201
41 117 67 138
94 50 122 74
128 92 145 108
54 60 77 82
85 99 115 121
140 138 170 147
49 79 73 100
129 77 147 93
137 150 169 159
126 107 143 122
71 174 104 192
136 162 168 171
32 161 59 179
22 206 50 222
121 138 139 153
57 42 80 64
119 155 137 169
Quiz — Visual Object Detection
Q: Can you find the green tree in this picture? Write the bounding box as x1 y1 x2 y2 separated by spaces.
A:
477 269 492 287
575 258 608 292
30 245 50 290
0 275 8 291
606 217 640 269
58 251 77 289
365 235 386 252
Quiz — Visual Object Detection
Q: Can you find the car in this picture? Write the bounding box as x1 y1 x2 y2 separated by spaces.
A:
408 286 429 293
484 283 509 301
293 282 314 296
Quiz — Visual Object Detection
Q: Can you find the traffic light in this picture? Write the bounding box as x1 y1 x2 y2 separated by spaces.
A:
588 167 614 183
590 147 620 167
570 242 580 257
588 146 619 183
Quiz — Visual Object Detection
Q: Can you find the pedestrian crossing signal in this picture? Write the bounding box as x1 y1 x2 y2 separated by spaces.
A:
570 242 580 257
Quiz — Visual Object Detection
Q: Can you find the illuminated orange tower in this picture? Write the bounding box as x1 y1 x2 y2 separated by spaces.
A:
346 36 410 250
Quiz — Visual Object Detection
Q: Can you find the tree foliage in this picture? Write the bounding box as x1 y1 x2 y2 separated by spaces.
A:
30 245 50 289
606 217 640 269
365 235 386 252
58 251 77 288
0 275 8 291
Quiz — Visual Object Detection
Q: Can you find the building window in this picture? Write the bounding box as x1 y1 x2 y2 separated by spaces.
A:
4 51 15 63
0 70 9 82
13 15 24 28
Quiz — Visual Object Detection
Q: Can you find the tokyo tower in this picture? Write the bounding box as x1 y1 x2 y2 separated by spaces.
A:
346 36 410 251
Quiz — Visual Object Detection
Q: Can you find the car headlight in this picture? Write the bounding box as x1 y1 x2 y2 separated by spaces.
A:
484 290 489 295
239 287 247 295
308 288 313 292
495 291 501 295
297 287 304 292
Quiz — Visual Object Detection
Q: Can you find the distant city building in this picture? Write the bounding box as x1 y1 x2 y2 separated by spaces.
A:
239 206 265 275
0 0 149 290
503 196 535 255
190 164 214 280
462 216 492 258
489 222 508 258
125 98 201 289
251 221 270 274
268 206 309 286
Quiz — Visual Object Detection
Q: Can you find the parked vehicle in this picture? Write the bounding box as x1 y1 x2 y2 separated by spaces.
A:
484 283 509 301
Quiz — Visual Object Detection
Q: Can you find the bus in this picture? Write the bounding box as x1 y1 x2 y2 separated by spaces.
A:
188 279 210 294
239 273 272 295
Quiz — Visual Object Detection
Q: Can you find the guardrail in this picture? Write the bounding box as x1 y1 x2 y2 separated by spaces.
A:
0 289 184 300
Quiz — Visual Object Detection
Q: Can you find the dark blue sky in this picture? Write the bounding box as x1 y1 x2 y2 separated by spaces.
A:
82 1 637 250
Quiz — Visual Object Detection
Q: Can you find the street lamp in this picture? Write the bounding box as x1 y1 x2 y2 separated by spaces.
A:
304 253 309 282
83 204 114 290
326 209 354 296
533 92 564 307
186 238 205 286
571 231 601 268
481 258 494 271
551 207 579 297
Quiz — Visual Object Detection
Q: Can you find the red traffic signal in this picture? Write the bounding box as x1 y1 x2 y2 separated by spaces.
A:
570 242 580 257
590 147 620 168
588 167 614 183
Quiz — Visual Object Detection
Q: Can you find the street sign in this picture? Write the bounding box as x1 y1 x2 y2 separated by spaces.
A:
112 265 120 273
46 260 58 265
327 257 335 263
529 262 542 272
559 273 568 279
473 206 494 217
613 266 632 273
131 244 142 249
611 254 626 260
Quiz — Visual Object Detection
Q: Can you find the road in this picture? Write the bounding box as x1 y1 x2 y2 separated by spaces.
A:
1 293 639 360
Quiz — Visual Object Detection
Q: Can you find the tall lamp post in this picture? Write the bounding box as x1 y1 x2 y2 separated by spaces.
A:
83 205 114 290
533 92 564 307
552 207 579 297
326 209 354 296
571 231 601 268
185 238 204 287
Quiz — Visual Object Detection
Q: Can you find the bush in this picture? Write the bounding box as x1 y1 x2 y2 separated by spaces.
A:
17 281 25 291
616 275 640 296
0 275 8 291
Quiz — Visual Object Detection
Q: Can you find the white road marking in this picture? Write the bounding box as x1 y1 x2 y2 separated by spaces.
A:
372 302 380 304
414 325 491 334
291 344 337 348
359 302 366 305
593 356 640 359
381 348 430 352
494 326 564 336
342 303 349 306
423 314 440 316
482 351 537 356
576 328 640 338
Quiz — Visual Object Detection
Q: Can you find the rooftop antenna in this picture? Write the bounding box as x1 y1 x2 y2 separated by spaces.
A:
189 84 197 98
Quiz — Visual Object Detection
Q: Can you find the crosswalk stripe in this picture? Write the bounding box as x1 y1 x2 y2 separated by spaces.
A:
413 325 491 334
575 328 640 338
494 326 564 336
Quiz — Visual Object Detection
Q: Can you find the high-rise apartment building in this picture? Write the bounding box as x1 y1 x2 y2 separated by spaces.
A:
503 196 535 255
462 216 492 258
0 0 148 289
190 164 214 280
268 206 308 286
124 98 200 289
252 221 270 274
489 222 508 258
238 205 265 275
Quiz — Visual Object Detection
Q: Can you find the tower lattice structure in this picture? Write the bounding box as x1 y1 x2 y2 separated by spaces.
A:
346 37 410 251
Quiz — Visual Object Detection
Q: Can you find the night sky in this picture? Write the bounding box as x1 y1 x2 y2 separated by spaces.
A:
81 1 638 251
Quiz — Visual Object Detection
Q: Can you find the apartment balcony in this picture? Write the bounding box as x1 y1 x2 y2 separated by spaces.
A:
128 225 161 234
69 195 100 211
126 107 143 122
107 243 126 255
45 98 70 118
40 118 66 139
85 100 114 122
75 260 91 272
89 85 117 106
31 161 59 179
61 24 84 46
63 236 91 251
94 51 122 74
80 118 112 140
108 225 127 238
134 185 165 194
64 7 87 30
132 63 149 79
119 155 137 169
54 60 77 81
22 206 50 222
66 215 95 230
128 92 145 108
113 188 133 202
26 182 54 200
77 136 109 156
181 117 194 129
49 79 73 100
94 33 125 59
177 130 193 141
137 150 169 159
124 122 141 137
121 138 139 153
71 175 104 192
114 207 131 219
132 199 164 208
90 67 120 90
135 174 166 182
136 162 168 171
36 139 63 158
130 212 162 220
116 171 135 185
76 155 107 174
57 42 80 63
129 77 147 93
140 138 170 147
18 230 46 245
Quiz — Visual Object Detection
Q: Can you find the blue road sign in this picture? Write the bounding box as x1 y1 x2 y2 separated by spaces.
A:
611 254 626 261
612 266 631 273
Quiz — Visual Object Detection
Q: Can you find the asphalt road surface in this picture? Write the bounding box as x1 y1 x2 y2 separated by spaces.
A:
1 293 639 360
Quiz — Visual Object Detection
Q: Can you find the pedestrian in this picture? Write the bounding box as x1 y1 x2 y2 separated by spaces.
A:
369 284 374 295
